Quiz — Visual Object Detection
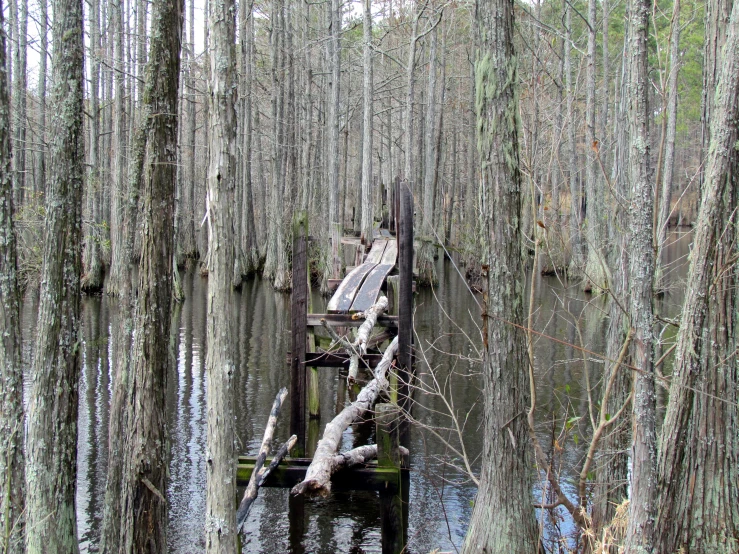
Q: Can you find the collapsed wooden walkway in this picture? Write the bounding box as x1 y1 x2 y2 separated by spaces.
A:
238 182 415 553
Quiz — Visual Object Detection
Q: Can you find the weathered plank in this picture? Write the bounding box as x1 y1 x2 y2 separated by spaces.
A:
326 240 387 313
236 457 404 492
350 241 398 312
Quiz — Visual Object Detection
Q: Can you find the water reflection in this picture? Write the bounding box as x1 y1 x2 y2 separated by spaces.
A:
59 231 693 552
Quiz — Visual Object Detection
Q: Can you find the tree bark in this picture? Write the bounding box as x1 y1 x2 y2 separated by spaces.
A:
106 0 129 296
360 0 374 246
623 0 657 551
24 0 85 549
205 0 238 549
116 0 183 551
462 0 538 551
0 2 24 549
82 0 104 292
655 2 739 551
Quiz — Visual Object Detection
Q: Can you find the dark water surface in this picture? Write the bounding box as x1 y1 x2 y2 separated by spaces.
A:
22 231 691 553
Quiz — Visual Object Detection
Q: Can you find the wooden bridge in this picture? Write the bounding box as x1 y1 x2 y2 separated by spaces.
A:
238 182 415 553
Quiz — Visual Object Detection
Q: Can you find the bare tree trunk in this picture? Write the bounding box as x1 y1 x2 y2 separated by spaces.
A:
205 0 237 549
239 0 259 275
462 0 538 551
11 0 26 208
106 0 129 296
35 0 48 196
82 0 104 292
655 2 739 551
360 0 374 246
656 0 681 264
25 0 85 549
179 0 198 260
565 3 583 277
418 23 441 286
325 0 342 286
117 0 183 551
0 3 24 549
623 0 657 551
583 0 607 292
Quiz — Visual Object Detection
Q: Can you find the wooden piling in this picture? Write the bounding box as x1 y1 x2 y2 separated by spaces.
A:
397 182 414 413
291 211 308 455
376 403 406 554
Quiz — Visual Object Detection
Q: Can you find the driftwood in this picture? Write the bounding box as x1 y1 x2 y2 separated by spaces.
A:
236 434 297 531
291 337 399 497
328 443 409 470
236 387 289 532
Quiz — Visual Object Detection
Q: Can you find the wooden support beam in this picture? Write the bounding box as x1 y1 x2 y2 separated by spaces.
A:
237 457 405 492
397 181 414 415
291 212 308 454
377 403 406 554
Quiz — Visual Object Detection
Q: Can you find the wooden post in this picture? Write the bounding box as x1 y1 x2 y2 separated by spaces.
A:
291 211 308 455
376 403 405 554
386 275 399 316
397 181 414 414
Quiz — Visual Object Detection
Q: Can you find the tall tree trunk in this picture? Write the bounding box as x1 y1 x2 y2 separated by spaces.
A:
0 1 24 550
583 0 607 291
117 0 183 551
179 0 198 260
24 0 85 549
656 0 682 265
239 0 259 274
418 23 441 286
565 3 583 277
82 0 104 292
655 2 739 551
360 0 374 246
325 0 342 286
462 0 538 550
106 0 129 296
623 0 657 550
35 0 48 195
205 0 237 550
11 0 26 208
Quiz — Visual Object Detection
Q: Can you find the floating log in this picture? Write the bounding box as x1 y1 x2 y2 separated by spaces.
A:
236 387 288 531
291 337 399 497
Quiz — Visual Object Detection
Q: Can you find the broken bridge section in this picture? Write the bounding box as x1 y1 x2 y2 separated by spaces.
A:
237 180 415 554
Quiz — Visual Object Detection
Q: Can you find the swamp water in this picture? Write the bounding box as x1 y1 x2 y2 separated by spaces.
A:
21 231 691 553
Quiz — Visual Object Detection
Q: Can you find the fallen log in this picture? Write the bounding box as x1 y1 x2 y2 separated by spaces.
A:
321 296 389 383
235 387 288 531
329 443 409 471
291 336 399 497
349 296 389 382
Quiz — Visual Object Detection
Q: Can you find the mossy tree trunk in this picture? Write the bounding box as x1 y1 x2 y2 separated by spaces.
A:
116 0 183 550
0 1 24 549
655 2 739 551
25 0 85 549
462 0 539 551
